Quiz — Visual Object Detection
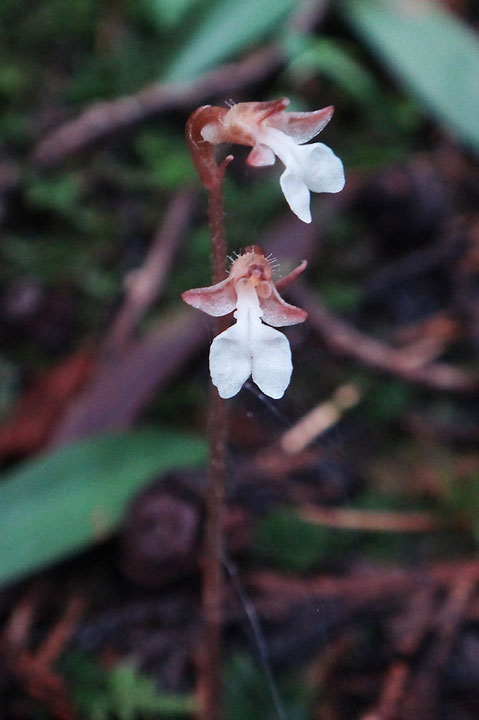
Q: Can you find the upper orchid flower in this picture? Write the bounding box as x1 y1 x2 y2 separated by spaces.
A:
197 98 345 224
182 246 307 399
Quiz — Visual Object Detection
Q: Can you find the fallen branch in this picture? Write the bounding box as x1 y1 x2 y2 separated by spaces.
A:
32 46 282 167
292 285 479 393
31 0 332 168
299 505 444 533
49 310 208 446
280 383 361 454
402 562 479 718
104 189 196 354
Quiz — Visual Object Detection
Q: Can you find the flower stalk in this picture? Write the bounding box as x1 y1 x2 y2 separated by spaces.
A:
186 107 230 720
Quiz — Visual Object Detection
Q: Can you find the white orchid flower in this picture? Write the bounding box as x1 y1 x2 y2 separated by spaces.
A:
182 247 307 399
200 98 345 223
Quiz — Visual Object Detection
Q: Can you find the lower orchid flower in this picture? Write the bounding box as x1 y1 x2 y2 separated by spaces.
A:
182 247 307 399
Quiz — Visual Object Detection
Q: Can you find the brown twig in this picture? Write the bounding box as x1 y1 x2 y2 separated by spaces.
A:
104 189 196 355
9 595 84 720
32 46 282 167
280 383 361 454
1 585 42 652
31 0 332 168
0 350 94 460
361 584 438 720
299 505 444 533
49 309 206 445
401 563 479 718
34 596 84 667
247 561 479 613
361 663 410 720
292 285 479 393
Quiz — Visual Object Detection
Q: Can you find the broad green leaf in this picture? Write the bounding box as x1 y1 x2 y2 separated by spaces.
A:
165 0 297 82
342 0 479 150
0 429 206 586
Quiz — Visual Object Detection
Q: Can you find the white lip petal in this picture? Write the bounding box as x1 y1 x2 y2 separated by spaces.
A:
209 324 252 398
251 323 293 399
301 143 345 194
279 169 312 224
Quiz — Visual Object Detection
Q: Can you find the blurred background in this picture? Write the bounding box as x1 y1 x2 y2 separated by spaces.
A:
1 0 479 718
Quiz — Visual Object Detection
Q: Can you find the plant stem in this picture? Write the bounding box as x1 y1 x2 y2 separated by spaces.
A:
209 180 228 287
198 178 228 720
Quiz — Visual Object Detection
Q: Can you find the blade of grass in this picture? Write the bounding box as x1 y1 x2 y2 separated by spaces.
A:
0 428 206 586
165 0 297 82
342 0 479 150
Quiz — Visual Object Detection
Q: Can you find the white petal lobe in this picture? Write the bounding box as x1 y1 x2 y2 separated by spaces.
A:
251 323 292 399
209 325 252 398
279 170 312 223
301 143 345 193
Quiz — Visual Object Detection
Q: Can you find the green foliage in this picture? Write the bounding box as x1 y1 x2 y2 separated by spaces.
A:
224 653 312 720
441 469 479 544
63 652 194 720
165 0 298 81
25 172 83 216
363 378 415 422
320 281 361 313
0 63 29 98
65 37 168 104
343 0 479 150
167 225 212 301
255 508 354 572
224 178 280 250
0 359 19 421
136 0 199 29
1 233 118 300
286 37 382 108
135 129 196 190
0 429 206 586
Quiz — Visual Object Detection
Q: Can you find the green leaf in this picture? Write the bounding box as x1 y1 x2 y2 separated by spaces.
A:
441 470 479 544
342 0 479 150
287 37 382 107
224 653 312 720
321 281 361 312
135 129 196 189
165 0 297 82
63 652 195 719
137 0 197 29
25 172 82 215
0 429 206 586
254 509 354 572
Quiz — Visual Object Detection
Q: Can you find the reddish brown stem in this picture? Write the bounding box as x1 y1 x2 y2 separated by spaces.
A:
188 132 230 720
199 386 227 720
209 186 226 286
198 196 228 719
